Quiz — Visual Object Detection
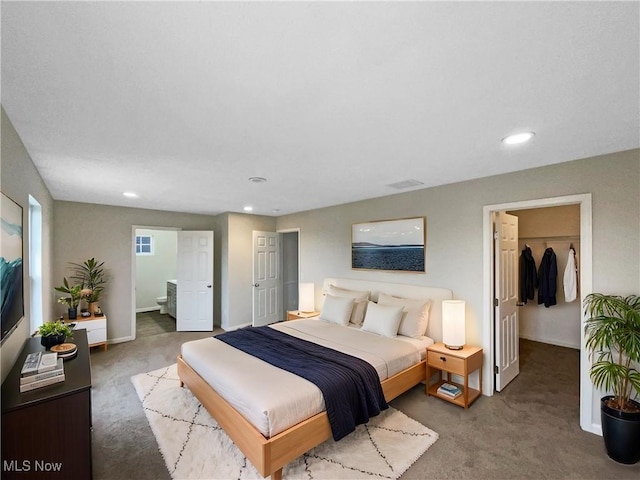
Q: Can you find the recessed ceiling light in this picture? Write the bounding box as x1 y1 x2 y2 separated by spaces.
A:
248 177 267 183
502 132 535 145
243 206 253 212
123 192 138 198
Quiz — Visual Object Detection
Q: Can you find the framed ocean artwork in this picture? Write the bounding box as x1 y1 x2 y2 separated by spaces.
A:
1 192 24 343
351 217 426 272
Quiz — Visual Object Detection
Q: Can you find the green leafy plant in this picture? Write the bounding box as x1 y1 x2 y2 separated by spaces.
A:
55 278 84 309
584 293 640 412
70 258 107 303
38 320 74 338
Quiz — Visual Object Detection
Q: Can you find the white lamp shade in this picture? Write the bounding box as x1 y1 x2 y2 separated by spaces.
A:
442 300 466 349
299 283 315 312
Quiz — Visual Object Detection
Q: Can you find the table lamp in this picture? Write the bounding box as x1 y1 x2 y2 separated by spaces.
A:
442 300 466 350
298 283 315 313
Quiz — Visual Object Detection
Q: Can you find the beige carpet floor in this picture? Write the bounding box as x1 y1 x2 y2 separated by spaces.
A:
136 310 176 337
90 334 640 479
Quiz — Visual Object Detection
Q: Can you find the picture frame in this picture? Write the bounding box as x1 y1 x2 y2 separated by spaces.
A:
352 217 426 272
1 192 24 343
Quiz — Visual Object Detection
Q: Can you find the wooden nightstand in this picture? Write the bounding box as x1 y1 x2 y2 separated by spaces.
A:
426 342 483 408
286 310 320 321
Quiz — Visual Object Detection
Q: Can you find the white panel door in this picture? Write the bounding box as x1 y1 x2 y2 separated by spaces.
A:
253 231 280 327
177 230 214 331
495 212 519 391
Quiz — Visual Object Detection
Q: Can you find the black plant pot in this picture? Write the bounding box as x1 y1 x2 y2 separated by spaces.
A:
601 396 640 464
68 308 78 320
41 334 66 350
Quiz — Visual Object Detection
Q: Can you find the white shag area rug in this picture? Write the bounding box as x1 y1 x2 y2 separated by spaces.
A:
132 364 438 480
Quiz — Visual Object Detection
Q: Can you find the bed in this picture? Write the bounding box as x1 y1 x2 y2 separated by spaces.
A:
177 278 453 479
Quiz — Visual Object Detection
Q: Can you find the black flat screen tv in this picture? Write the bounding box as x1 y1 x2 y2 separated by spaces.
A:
1 192 24 344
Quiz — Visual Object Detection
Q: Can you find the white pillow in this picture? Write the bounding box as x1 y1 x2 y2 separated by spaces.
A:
326 284 370 326
361 301 404 338
319 294 354 326
377 292 432 338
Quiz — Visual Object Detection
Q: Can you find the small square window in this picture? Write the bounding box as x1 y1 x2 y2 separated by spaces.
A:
136 235 154 255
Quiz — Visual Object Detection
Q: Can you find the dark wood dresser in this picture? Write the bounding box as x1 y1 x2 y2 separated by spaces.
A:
1 329 92 479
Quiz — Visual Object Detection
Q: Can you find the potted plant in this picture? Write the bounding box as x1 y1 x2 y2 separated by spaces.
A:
584 293 640 464
55 278 83 319
38 320 74 350
71 258 107 314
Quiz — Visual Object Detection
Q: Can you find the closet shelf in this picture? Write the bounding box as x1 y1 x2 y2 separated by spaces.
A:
519 235 580 241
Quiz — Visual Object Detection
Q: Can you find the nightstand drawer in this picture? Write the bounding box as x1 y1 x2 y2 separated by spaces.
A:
427 351 465 374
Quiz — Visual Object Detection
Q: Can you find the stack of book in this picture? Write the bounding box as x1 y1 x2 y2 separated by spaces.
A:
437 382 462 399
20 352 65 393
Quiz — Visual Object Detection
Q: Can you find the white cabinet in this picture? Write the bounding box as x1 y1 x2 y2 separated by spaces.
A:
68 314 107 351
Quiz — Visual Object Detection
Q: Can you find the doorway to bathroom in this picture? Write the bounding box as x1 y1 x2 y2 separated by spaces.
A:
134 227 178 338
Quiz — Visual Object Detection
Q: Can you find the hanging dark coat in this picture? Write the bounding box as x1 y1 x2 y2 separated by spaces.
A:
519 246 537 304
537 247 557 307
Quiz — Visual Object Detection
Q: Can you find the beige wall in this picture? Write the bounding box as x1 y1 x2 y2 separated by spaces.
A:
278 151 639 326
513 205 580 238
52 206 275 337
53 201 223 341
1 108 55 383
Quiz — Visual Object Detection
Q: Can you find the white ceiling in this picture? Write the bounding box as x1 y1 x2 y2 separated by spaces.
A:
2 1 639 216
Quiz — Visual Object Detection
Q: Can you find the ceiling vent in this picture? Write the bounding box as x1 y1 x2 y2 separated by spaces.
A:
386 179 424 190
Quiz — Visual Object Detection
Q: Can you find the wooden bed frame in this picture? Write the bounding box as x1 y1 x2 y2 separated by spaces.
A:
177 354 426 479
177 279 453 479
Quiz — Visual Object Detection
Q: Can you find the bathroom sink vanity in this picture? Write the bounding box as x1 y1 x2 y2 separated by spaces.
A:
167 280 177 318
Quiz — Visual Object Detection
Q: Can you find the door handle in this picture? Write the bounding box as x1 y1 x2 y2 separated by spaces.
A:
253 283 260 287
207 285 212 288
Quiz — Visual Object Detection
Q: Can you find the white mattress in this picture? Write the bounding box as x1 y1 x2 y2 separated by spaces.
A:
181 319 432 437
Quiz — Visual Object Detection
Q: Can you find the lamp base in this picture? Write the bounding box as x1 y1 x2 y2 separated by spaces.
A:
445 344 463 350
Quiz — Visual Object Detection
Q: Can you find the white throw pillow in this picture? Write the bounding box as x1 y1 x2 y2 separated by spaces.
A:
361 301 404 338
319 294 354 326
377 292 432 338
326 284 370 326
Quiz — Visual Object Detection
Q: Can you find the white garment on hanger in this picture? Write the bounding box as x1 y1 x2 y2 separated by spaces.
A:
563 248 578 302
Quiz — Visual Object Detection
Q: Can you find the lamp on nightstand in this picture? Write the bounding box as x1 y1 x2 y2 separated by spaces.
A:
442 300 466 350
299 283 315 313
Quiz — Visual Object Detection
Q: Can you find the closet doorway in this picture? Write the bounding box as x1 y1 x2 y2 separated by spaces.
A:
280 230 300 314
509 205 581 350
483 193 594 434
494 205 581 389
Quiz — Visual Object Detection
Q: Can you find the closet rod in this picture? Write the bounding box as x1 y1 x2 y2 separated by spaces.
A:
519 235 580 241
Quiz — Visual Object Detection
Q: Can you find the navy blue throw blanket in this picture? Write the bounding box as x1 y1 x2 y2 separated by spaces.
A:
215 326 388 441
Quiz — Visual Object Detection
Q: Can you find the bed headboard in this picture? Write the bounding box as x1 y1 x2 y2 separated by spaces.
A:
320 278 453 342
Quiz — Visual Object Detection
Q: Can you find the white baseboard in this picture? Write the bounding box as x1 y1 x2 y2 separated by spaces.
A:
519 334 580 350
108 335 134 344
583 422 602 436
222 321 251 331
136 306 161 313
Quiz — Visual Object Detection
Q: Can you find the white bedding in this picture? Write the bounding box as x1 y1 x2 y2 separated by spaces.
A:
181 318 433 438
